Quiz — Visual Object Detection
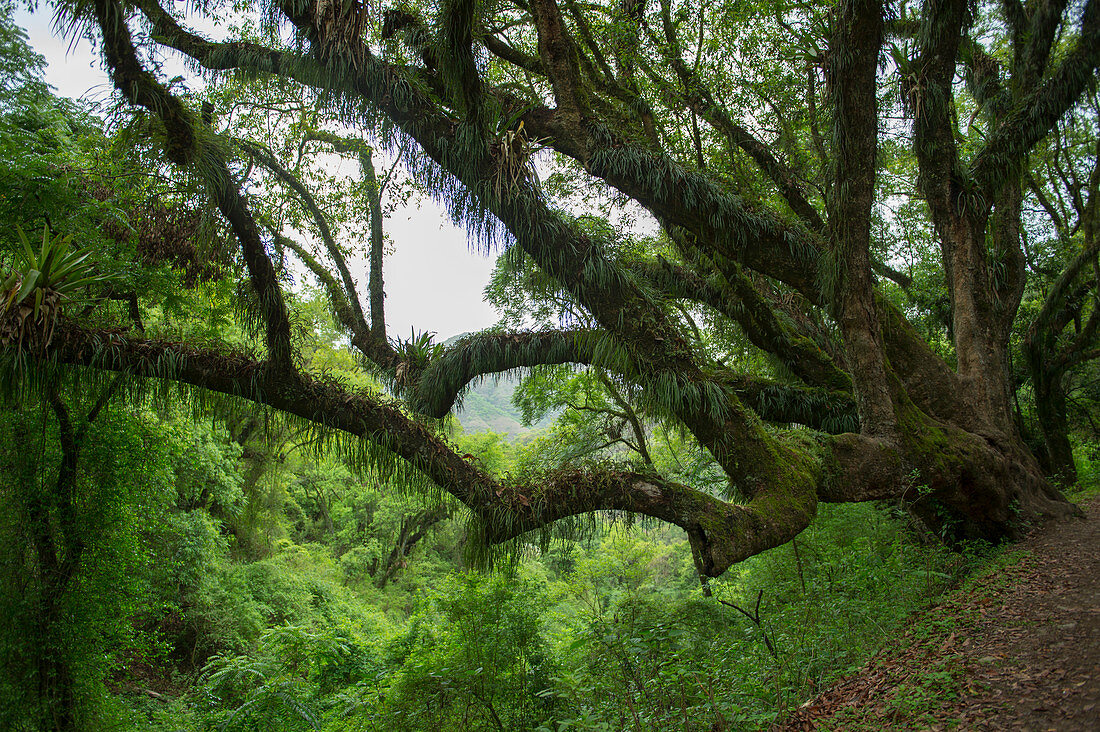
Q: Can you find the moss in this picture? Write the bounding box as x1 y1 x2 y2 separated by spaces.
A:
895 393 967 479
779 427 830 463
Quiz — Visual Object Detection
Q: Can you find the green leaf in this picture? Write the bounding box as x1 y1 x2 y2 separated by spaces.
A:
14 269 39 305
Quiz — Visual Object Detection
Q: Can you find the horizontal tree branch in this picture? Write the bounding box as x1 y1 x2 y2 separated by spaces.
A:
27 324 833 576
409 328 857 433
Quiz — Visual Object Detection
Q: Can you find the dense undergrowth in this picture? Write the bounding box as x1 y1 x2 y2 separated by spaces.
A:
16 419 1072 732
100 458 985 732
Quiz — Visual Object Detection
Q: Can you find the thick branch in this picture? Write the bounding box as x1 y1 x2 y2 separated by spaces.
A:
827 0 894 438
970 0 1100 202
574 131 825 299
32 325 825 577
912 0 969 226
528 0 588 134
632 256 850 391
97 0 293 368
483 33 544 75
408 329 593 417
495 469 818 579
1016 0 1070 90
723 375 858 434
409 328 856 433
45 324 497 507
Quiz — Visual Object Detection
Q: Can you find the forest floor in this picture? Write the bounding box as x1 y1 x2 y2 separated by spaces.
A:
774 494 1099 731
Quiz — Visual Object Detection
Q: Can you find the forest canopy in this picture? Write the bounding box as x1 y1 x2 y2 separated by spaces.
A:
3 0 1099 594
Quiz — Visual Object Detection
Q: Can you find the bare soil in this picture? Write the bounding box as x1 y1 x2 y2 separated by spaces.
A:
774 495 1100 731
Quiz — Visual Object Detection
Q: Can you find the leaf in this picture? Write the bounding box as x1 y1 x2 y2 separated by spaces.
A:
14 269 40 306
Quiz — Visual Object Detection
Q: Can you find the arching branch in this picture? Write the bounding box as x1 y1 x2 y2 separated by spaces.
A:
29 324 826 577
408 329 594 417
408 328 856 433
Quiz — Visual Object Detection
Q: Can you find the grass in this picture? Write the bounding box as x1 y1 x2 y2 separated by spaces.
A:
773 542 1033 730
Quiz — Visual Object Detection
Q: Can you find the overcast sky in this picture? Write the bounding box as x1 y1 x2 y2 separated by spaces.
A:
13 7 501 341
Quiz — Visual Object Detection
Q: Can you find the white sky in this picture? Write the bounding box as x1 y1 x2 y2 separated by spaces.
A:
14 7 501 341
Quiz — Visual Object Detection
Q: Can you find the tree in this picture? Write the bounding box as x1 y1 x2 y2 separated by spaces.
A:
1020 98 1100 483
10 0 1098 581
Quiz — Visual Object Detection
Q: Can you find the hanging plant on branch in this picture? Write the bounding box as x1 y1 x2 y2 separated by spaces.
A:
1 226 113 355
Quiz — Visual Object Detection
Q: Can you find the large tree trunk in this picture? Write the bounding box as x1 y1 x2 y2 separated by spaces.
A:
1033 366 1078 484
873 311 1076 541
898 406 1070 542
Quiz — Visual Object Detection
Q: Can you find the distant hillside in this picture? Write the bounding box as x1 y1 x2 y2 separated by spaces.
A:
455 376 539 436
444 334 554 437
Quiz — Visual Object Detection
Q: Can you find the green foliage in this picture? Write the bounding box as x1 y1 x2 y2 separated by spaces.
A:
0 378 993 732
0 399 175 730
377 572 557 731
2 224 112 303
1069 440 1100 499
0 4 46 105
201 621 384 732
165 417 245 514
1 2 1095 730
532 504 970 731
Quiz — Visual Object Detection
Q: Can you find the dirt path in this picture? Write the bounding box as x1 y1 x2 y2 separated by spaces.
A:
775 496 1100 731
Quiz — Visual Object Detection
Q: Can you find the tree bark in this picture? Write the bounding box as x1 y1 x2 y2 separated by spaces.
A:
1033 366 1077 483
